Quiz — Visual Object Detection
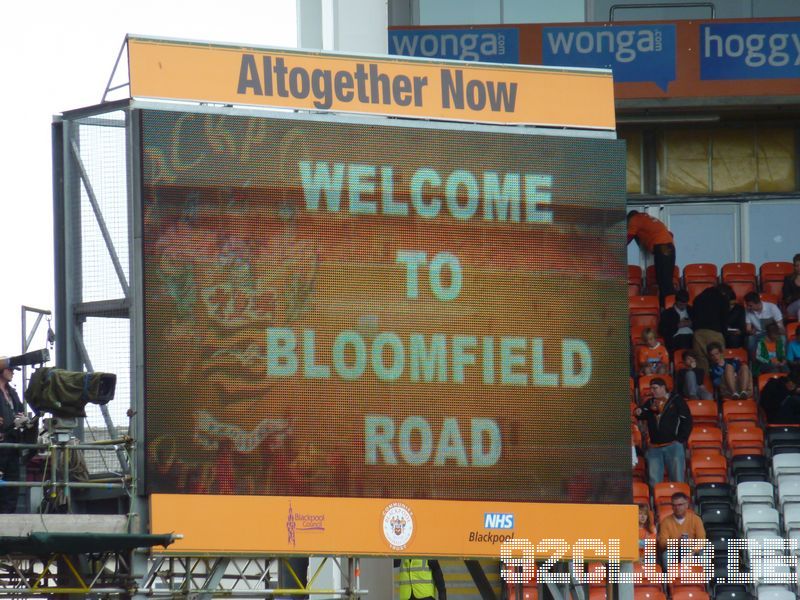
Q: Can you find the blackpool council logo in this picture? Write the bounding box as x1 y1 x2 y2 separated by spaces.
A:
382 502 414 550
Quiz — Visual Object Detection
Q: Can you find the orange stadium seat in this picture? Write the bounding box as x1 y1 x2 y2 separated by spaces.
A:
632 562 664 584
634 588 666 600
787 321 799 338
671 589 710 600
630 295 661 330
722 262 758 302
654 481 690 507
638 374 674 402
646 264 680 296
684 263 718 284
723 347 749 364
663 294 676 310
668 568 708 594
656 502 674 521
687 400 718 426
722 262 756 282
722 263 757 303
728 280 758 303
632 425 643 449
691 450 727 484
633 481 650 505
589 589 607 600
760 261 793 296
759 372 787 394
721 400 758 427
727 422 765 456
629 265 643 296
760 292 779 306
684 263 718 301
688 426 724 453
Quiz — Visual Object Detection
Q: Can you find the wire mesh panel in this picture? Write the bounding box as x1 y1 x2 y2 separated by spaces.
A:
61 109 132 456
75 112 129 303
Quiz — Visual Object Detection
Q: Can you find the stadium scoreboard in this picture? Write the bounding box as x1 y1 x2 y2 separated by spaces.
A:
131 37 636 557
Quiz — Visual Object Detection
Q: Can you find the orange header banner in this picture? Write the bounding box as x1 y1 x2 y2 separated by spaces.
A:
151 494 638 560
126 36 616 129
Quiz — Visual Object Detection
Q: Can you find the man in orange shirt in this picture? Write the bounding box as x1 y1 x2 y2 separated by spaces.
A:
627 210 676 305
657 492 707 566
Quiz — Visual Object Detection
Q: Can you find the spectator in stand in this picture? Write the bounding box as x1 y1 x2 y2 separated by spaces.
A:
788 328 800 371
635 377 692 487
783 253 800 322
627 210 676 305
761 370 800 424
691 284 732 371
754 322 789 376
745 291 785 357
657 492 707 566
708 341 753 399
637 328 670 376
659 289 694 353
638 503 657 560
721 282 747 349
676 350 713 400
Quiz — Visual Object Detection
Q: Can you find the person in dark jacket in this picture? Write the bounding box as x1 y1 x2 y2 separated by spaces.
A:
659 289 694 353
691 284 732 371
761 370 800 424
722 282 747 349
0 363 25 513
635 377 693 487
675 350 713 400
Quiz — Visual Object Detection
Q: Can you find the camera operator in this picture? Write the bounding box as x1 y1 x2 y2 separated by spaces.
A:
0 359 25 513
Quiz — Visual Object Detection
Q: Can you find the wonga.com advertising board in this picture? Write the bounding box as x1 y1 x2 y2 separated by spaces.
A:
389 17 800 102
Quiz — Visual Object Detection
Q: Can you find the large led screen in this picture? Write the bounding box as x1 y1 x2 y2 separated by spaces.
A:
141 109 630 504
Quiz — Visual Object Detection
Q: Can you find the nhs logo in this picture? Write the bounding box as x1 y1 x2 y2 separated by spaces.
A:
484 513 514 529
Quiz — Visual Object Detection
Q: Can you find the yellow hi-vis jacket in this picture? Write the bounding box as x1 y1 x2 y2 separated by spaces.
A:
399 559 436 600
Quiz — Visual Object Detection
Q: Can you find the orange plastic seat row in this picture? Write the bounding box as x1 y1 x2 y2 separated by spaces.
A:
721 399 758 426
688 426 723 453
726 422 765 456
722 262 756 283
760 261 793 296
687 400 718 426
723 347 748 364
684 263 717 284
633 481 650 505
758 372 787 393
630 295 660 330
653 481 690 506
691 449 727 484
